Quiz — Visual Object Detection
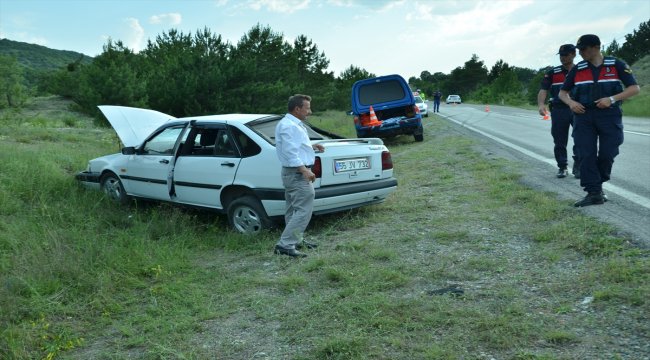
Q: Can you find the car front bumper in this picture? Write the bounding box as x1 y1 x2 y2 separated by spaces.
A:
75 171 101 190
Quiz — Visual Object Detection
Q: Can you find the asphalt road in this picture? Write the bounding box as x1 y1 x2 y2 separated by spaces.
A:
426 102 650 246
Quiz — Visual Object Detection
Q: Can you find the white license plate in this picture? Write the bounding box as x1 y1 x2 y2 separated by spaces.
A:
334 157 370 173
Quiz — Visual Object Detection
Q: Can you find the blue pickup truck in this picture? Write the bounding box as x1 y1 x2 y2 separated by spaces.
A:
351 74 424 142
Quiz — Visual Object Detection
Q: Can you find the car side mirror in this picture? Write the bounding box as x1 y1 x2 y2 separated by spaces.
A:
121 146 136 155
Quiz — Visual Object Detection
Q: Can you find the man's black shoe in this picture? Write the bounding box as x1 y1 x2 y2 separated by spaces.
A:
274 246 307 258
601 191 609 202
557 168 568 178
296 241 318 250
574 192 605 207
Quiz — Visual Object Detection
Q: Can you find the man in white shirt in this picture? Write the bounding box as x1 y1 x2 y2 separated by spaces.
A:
274 94 325 257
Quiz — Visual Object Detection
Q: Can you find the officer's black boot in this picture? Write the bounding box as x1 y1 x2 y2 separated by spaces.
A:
572 157 581 179
574 192 605 207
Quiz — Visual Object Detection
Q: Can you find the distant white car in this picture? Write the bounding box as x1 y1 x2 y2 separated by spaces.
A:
414 96 428 117
446 95 462 104
76 106 398 234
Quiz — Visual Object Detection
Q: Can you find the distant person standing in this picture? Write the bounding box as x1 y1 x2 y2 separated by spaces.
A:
537 44 580 179
558 34 640 207
274 94 325 257
432 90 441 113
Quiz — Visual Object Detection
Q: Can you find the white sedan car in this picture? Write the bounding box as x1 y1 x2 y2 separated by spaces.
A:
414 96 428 117
76 106 398 234
446 95 462 104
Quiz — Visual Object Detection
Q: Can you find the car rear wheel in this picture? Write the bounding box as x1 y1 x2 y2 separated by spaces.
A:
414 125 424 142
100 172 130 205
227 195 273 234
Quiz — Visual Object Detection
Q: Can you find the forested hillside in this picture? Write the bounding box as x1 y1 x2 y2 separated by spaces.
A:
0 38 92 70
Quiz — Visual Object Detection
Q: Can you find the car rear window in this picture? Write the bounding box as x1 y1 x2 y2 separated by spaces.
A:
359 80 407 105
249 118 329 145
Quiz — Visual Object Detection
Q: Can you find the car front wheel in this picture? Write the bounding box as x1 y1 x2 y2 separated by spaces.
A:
227 195 273 234
100 172 130 205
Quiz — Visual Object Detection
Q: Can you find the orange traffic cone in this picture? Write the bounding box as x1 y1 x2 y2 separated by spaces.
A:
485 105 490 112
368 106 381 126
542 111 550 120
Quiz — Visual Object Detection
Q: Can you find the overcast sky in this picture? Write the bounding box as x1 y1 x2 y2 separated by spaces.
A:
1 0 648 79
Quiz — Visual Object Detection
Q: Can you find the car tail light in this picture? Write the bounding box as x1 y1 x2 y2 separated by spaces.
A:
313 157 322 178
414 105 420 114
405 105 415 117
358 113 370 126
381 151 393 170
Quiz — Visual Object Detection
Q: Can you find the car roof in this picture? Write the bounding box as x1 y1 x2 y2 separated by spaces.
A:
178 114 275 123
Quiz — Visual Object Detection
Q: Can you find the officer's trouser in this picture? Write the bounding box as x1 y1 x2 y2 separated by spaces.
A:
550 106 577 169
573 107 624 193
277 167 315 249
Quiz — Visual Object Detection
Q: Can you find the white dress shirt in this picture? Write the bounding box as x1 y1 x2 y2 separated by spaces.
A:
275 113 315 167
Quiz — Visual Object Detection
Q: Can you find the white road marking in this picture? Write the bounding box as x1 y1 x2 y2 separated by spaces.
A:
441 114 650 210
625 130 650 136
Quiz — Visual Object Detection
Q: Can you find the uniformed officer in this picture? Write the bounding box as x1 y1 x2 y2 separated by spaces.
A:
433 90 442 113
537 44 579 178
558 34 640 207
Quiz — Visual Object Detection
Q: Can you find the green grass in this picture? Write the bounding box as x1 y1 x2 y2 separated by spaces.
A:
621 84 650 117
1 98 648 359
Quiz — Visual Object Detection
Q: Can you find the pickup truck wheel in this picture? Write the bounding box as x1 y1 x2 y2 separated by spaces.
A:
100 172 130 205
414 125 424 142
227 195 273 234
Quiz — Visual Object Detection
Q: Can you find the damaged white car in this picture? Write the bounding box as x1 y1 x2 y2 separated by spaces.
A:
76 106 398 234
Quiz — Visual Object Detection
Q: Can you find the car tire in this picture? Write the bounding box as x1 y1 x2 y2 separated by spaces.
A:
227 195 273 234
413 124 424 142
100 172 130 205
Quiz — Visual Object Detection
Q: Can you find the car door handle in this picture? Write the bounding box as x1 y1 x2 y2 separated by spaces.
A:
221 162 235 167
159 159 169 164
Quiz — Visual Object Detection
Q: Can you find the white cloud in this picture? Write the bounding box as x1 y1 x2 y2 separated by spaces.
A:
149 13 182 25
247 0 311 13
326 0 354 7
405 1 434 21
123 18 145 52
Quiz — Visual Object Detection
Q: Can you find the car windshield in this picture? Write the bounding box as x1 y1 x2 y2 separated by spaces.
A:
414 96 423 103
249 118 331 145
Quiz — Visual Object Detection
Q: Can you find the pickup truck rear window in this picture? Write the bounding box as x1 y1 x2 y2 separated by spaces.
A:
359 80 407 105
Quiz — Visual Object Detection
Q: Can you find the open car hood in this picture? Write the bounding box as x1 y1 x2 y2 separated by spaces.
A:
98 105 176 147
